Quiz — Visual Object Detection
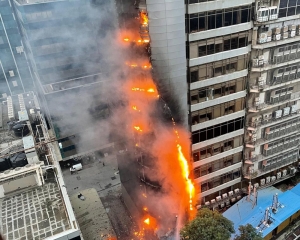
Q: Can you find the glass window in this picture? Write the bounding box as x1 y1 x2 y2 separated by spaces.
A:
207 13 216 30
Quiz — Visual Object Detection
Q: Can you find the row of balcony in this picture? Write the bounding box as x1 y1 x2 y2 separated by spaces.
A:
248 93 300 113
243 162 297 179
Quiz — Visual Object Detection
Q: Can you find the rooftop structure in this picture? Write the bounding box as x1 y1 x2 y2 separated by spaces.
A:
0 92 81 240
224 184 300 240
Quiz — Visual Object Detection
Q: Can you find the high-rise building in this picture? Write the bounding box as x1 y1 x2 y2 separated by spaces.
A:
10 0 111 159
244 0 300 194
139 0 300 208
0 0 33 98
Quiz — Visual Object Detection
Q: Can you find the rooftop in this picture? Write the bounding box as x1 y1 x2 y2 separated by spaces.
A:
0 92 80 240
223 185 300 238
0 181 70 240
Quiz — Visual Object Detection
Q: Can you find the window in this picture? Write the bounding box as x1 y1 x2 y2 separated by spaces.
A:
199 168 241 193
189 54 249 82
193 153 242 178
192 31 249 58
192 117 244 143
189 78 245 105
279 0 300 18
191 98 245 125
188 5 252 33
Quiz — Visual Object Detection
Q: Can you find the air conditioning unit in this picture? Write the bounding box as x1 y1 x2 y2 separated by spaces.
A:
282 169 287 176
231 198 236 203
222 193 228 199
251 115 262 123
258 81 264 87
273 34 281 41
289 25 296 31
269 6 278 20
225 200 230 206
252 137 257 142
216 196 222 202
291 105 297 113
263 112 272 121
282 26 288 33
211 199 216 204
234 188 240 194
283 107 290 116
220 203 225 208
237 195 242 200
290 167 296 174
205 201 210 206
258 76 266 85
273 27 281 34
254 183 259 188
277 172 282 179
290 30 296 38
228 191 233 197
274 110 282 118
266 176 271 183
257 7 269 22
282 32 288 39
250 151 256 158
258 32 268 43
271 176 277 182
260 179 266 186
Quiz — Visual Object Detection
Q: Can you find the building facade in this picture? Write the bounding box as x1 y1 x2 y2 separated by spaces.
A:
140 0 300 208
244 0 300 193
10 0 111 159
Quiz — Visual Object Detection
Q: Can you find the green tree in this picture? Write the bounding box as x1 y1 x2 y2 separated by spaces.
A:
180 208 235 240
234 224 263 240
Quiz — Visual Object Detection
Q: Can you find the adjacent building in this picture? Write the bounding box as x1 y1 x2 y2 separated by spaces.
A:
10 0 111 159
0 92 81 240
244 0 300 195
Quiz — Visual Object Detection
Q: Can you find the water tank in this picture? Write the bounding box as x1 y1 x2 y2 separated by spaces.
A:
0 158 10 172
10 153 28 168
12 123 29 137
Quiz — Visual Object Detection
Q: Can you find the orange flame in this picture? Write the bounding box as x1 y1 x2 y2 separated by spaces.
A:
140 12 148 25
134 126 142 132
147 88 155 93
177 144 195 211
123 37 129 42
144 218 150 225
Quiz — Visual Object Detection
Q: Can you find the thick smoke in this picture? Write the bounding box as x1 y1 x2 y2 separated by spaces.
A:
34 0 194 237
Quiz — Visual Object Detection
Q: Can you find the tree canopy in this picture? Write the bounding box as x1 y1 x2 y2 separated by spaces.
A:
180 208 235 240
233 224 263 240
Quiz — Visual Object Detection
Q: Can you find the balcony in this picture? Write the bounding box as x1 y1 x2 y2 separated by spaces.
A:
244 145 299 168
247 110 300 129
245 128 300 147
253 34 300 50
243 162 297 179
251 57 300 72
247 93 300 112
249 77 300 94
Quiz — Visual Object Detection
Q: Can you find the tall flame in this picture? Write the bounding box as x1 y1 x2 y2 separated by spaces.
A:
177 144 195 211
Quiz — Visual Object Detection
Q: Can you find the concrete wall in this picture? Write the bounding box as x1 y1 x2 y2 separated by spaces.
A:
2 174 37 195
146 0 188 125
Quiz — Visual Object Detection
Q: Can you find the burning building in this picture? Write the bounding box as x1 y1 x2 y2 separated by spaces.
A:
114 0 195 238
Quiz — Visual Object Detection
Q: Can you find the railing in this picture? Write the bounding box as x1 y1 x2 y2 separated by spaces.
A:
248 94 300 112
247 110 300 128
243 165 296 180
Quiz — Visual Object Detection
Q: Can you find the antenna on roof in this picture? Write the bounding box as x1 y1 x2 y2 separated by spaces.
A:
256 207 274 233
271 193 284 213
